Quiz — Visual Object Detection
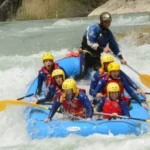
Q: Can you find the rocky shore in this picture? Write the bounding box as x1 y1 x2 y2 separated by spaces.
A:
89 0 150 16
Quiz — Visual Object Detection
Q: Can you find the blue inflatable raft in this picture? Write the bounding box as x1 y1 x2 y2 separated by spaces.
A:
25 56 150 139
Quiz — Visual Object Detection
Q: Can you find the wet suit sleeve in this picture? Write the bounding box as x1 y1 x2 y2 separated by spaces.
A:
108 30 124 59
45 85 56 100
92 77 106 97
122 77 145 104
120 71 139 90
37 85 56 104
96 97 106 112
120 100 130 117
36 72 47 95
78 92 93 118
86 24 103 53
48 99 61 120
89 71 100 96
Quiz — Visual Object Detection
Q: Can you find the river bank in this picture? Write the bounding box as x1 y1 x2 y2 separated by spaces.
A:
89 0 150 16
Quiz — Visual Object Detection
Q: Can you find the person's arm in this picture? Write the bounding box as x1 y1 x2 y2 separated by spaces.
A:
108 30 126 64
36 72 46 95
120 71 139 90
120 100 130 117
48 99 61 120
122 77 148 109
108 31 122 56
96 97 106 112
86 24 104 53
37 85 56 104
121 71 145 95
89 71 100 96
78 92 93 118
92 77 106 98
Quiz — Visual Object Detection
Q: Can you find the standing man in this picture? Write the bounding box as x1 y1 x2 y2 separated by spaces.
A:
79 12 127 74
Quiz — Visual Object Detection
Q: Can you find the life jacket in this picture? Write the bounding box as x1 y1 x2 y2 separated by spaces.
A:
39 63 59 87
65 51 80 58
60 88 86 117
103 74 124 96
103 98 122 119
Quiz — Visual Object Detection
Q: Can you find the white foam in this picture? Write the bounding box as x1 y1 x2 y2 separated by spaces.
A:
112 15 150 26
52 19 85 27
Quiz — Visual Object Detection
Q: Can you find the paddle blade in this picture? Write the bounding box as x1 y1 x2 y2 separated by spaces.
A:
146 120 150 123
0 103 6 111
0 100 49 110
139 74 150 88
146 100 150 103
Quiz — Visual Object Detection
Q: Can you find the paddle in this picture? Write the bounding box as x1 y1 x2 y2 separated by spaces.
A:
111 53 150 88
95 112 150 122
125 64 150 88
146 100 150 103
145 93 150 95
17 93 34 100
0 100 50 112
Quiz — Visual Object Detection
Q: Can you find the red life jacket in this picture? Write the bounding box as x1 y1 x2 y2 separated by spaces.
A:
103 98 122 119
103 74 124 96
39 63 59 87
60 88 85 117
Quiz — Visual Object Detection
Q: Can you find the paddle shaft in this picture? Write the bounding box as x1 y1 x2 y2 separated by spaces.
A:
145 93 150 95
111 53 140 75
17 93 34 100
125 64 139 75
95 112 149 122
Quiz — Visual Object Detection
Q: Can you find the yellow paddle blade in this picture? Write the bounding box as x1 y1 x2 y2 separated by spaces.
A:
139 74 150 88
146 100 150 103
146 120 150 123
0 103 7 111
0 100 49 110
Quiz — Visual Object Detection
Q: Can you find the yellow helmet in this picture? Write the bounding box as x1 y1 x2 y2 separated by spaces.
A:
100 12 112 22
101 54 114 67
108 62 120 74
107 82 120 96
52 69 65 80
42 53 54 62
62 78 76 93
